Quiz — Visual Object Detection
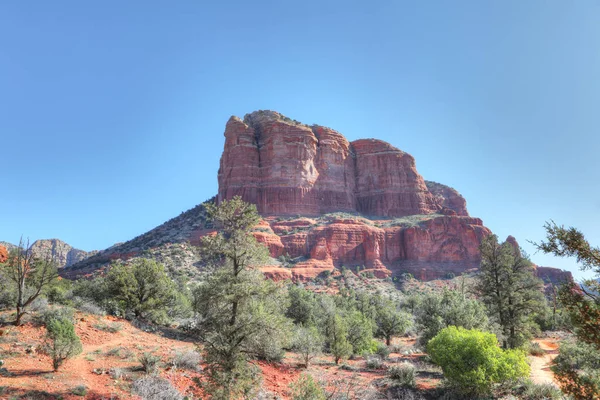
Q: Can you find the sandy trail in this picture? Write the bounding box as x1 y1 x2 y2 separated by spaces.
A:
528 338 559 385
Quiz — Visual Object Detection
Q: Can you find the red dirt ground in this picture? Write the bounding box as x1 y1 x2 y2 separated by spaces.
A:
0 313 561 399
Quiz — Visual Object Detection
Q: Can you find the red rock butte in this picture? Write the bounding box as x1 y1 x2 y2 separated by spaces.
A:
216 111 572 283
218 110 468 217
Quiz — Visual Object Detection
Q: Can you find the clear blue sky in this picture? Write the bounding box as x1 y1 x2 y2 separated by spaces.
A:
1 1 598 280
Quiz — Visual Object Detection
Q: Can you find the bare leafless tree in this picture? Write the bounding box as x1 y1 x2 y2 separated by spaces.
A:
3 238 58 325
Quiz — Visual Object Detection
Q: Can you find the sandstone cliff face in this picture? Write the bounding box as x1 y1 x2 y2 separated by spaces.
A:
353 139 438 216
425 181 468 216
257 215 490 281
29 239 94 268
218 111 465 217
0 239 93 269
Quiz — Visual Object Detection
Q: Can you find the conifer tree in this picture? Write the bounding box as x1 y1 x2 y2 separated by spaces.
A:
476 235 544 348
193 197 290 399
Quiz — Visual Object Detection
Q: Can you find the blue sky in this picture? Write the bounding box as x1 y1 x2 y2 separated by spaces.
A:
1 1 598 279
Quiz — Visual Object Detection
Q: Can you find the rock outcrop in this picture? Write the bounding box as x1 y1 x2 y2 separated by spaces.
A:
218 110 465 217
0 245 7 264
0 239 94 269
29 239 94 268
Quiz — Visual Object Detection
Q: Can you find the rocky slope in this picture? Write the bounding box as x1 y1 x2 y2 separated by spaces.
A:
66 110 572 283
0 239 94 269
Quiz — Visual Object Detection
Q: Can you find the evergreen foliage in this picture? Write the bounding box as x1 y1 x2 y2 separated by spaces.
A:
193 196 290 399
476 235 545 348
105 258 177 321
413 289 489 345
43 316 82 371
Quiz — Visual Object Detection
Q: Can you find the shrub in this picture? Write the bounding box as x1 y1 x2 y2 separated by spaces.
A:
374 341 391 360
293 326 323 368
75 299 105 316
414 290 489 345
521 381 563 400
171 349 202 371
43 317 83 371
70 385 87 396
132 376 182 400
93 321 122 333
427 326 529 395
109 367 127 380
39 306 74 326
139 352 161 374
387 362 416 388
105 346 134 359
29 297 49 313
528 342 545 356
290 374 326 400
551 339 600 399
365 356 385 370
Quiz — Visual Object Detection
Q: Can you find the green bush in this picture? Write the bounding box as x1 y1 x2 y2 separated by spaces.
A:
552 339 600 399
528 342 545 356
70 385 87 397
387 362 416 388
374 341 391 360
365 356 385 370
521 380 563 400
427 326 529 395
293 326 323 368
139 352 161 375
290 374 326 400
43 317 83 371
414 289 489 345
93 321 122 333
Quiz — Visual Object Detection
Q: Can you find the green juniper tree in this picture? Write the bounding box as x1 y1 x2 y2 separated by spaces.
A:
375 300 412 346
44 316 83 371
105 258 176 321
413 289 489 345
193 197 290 399
476 235 544 349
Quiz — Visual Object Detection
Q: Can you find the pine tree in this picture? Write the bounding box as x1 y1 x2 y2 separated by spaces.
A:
193 197 290 399
476 235 544 348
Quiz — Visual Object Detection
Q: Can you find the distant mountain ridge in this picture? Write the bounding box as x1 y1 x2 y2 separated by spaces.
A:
0 239 96 269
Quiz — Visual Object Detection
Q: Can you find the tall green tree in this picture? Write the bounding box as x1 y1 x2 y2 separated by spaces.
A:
193 197 290 399
105 258 176 321
327 313 352 365
414 289 489 345
375 300 412 346
476 235 544 348
1 239 58 326
534 221 600 399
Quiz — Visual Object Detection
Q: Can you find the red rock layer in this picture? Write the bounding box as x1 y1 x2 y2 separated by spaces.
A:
217 111 467 217
352 139 438 216
0 245 7 264
259 215 491 281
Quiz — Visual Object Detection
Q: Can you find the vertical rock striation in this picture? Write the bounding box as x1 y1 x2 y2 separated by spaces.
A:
218 110 467 217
